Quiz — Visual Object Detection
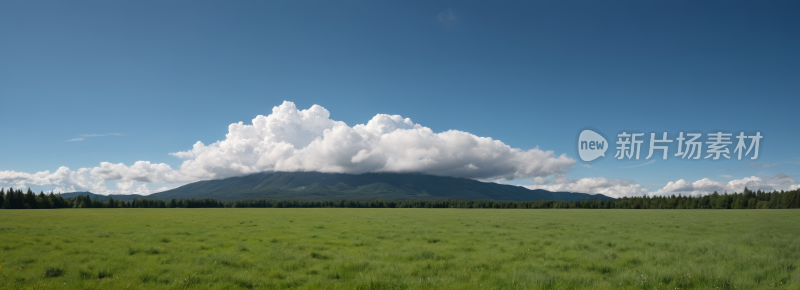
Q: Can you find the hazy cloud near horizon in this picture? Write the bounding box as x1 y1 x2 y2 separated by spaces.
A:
527 174 799 198
0 101 575 195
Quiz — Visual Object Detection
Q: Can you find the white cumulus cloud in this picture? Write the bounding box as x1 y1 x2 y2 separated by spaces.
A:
169 101 574 180
0 101 575 195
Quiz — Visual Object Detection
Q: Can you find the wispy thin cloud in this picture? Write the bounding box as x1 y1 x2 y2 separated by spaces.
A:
619 160 655 169
64 133 123 142
438 8 457 25
82 133 122 137
577 163 606 170
719 174 732 178
744 162 777 167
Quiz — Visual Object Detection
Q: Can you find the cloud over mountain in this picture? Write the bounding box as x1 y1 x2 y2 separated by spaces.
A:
170 101 574 181
0 101 575 195
526 175 649 198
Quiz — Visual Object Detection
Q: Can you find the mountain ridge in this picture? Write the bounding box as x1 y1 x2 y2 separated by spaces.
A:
61 172 614 202
151 172 613 202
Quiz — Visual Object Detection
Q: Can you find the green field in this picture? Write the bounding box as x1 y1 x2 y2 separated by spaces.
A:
1 209 798 289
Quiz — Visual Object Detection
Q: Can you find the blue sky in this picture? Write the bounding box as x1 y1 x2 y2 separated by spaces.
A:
1 0 798 196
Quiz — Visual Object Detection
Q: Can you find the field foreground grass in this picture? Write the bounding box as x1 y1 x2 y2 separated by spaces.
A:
1 209 799 289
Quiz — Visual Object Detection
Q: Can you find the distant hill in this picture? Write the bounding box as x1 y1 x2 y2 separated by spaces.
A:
148 172 614 202
58 192 145 202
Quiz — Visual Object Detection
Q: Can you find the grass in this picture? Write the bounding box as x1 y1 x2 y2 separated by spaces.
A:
0 208 799 289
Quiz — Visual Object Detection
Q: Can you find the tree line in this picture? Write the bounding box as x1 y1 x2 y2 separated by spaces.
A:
227 187 800 209
1 187 799 209
0 188 70 209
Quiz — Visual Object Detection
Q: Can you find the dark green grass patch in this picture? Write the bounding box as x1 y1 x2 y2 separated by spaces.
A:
43 266 63 277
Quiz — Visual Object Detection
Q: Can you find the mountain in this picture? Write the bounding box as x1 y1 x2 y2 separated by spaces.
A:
58 192 145 202
148 172 614 202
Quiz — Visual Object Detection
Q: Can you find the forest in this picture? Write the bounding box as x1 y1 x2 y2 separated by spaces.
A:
1 187 799 210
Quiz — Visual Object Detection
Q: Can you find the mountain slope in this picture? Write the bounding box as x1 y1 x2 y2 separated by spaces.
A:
149 172 614 202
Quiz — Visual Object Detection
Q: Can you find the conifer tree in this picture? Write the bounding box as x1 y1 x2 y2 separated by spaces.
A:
6 188 17 208
58 195 68 208
38 191 52 209
24 188 37 209
48 191 60 208
0 188 4 208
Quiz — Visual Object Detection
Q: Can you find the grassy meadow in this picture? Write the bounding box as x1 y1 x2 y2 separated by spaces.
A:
1 208 799 289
